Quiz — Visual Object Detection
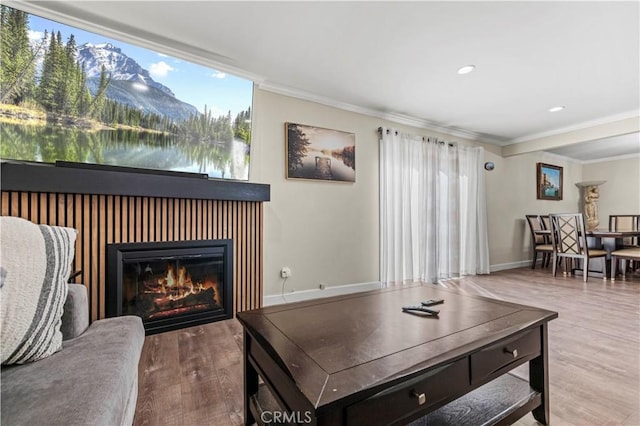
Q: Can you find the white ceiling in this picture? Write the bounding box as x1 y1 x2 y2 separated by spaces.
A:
18 1 640 159
547 132 640 163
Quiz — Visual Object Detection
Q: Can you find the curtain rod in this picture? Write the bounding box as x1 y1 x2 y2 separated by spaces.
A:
377 127 398 136
377 126 453 145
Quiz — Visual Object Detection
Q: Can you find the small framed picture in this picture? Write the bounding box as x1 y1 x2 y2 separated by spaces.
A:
285 123 355 182
536 162 563 200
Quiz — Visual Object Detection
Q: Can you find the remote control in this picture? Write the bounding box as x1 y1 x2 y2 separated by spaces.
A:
421 299 444 307
402 305 440 315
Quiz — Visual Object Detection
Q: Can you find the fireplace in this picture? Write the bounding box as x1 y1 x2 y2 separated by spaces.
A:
107 240 233 334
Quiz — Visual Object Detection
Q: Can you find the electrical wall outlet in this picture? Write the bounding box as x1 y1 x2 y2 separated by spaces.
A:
280 267 291 278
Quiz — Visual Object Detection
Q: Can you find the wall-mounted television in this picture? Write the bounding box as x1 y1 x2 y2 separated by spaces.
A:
0 4 253 180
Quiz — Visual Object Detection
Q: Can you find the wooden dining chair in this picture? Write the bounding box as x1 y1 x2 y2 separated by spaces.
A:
540 215 551 233
525 214 553 269
609 214 640 246
611 247 640 281
549 213 608 282
609 214 640 273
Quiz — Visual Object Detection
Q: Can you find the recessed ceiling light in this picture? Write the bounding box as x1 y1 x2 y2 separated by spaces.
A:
548 106 565 112
457 65 475 75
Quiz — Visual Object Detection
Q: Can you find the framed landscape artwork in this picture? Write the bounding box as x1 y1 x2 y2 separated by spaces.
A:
285 123 355 182
536 162 563 200
0 5 253 180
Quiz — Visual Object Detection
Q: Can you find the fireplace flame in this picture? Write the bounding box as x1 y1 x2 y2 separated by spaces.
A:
147 263 218 305
166 265 175 287
178 266 188 287
160 265 193 289
137 260 223 323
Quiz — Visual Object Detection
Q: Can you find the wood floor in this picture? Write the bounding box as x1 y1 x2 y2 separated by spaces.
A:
133 267 640 426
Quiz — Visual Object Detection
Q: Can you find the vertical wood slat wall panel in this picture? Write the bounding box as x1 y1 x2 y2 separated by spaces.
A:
1 191 264 322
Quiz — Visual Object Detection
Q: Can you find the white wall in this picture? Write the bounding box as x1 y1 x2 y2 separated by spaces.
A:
250 89 377 296
582 156 640 225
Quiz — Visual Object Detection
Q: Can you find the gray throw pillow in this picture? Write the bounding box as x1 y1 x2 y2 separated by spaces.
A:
0 217 77 364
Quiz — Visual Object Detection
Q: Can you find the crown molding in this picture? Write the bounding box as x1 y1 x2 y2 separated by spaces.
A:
257 82 502 144
581 152 640 165
506 110 640 145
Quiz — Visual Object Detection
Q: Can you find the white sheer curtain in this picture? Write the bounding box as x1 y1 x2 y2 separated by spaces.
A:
379 129 490 284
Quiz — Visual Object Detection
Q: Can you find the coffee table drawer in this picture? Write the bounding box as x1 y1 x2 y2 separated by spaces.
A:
345 358 469 425
470 328 541 384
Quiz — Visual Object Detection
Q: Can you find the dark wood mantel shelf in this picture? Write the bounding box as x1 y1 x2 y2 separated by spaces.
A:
1 161 270 202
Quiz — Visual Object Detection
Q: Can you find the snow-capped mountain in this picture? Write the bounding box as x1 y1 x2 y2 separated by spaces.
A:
77 42 175 97
77 42 198 122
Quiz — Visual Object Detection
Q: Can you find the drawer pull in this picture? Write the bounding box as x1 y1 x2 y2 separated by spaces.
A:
504 348 518 358
412 390 427 405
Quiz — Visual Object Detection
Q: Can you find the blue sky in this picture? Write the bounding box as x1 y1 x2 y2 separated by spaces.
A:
27 13 253 117
543 167 560 187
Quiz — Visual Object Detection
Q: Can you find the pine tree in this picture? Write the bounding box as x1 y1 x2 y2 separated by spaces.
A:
86 64 110 118
72 62 92 116
0 6 38 104
37 30 58 111
60 34 79 114
50 31 66 113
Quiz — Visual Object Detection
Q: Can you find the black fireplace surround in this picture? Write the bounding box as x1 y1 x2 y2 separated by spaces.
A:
107 240 233 334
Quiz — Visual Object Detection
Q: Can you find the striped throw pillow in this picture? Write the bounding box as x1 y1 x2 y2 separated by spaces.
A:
1 217 77 365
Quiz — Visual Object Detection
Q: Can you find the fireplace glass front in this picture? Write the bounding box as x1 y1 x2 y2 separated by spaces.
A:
107 240 233 334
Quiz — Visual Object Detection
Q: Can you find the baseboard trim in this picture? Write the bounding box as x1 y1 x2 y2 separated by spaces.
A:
490 260 532 272
263 281 382 306
262 264 541 305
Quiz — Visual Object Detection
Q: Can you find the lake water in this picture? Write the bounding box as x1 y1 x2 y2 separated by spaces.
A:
0 123 250 180
293 149 355 182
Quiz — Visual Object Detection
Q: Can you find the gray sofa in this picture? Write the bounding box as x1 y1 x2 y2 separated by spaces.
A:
1 284 145 425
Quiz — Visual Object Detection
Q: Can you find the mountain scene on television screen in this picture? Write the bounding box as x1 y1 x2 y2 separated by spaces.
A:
78 43 176 97
0 5 253 180
80 43 199 122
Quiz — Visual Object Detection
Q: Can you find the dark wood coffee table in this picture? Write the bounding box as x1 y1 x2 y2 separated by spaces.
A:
237 284 558 425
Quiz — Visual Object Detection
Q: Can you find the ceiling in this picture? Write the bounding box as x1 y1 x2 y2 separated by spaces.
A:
547 132 640 163
18 1 640 160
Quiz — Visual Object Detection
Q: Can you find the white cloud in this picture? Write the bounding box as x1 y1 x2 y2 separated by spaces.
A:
211 70 226 79
148 61 175 78
157 53 168 58
28 30 45 43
